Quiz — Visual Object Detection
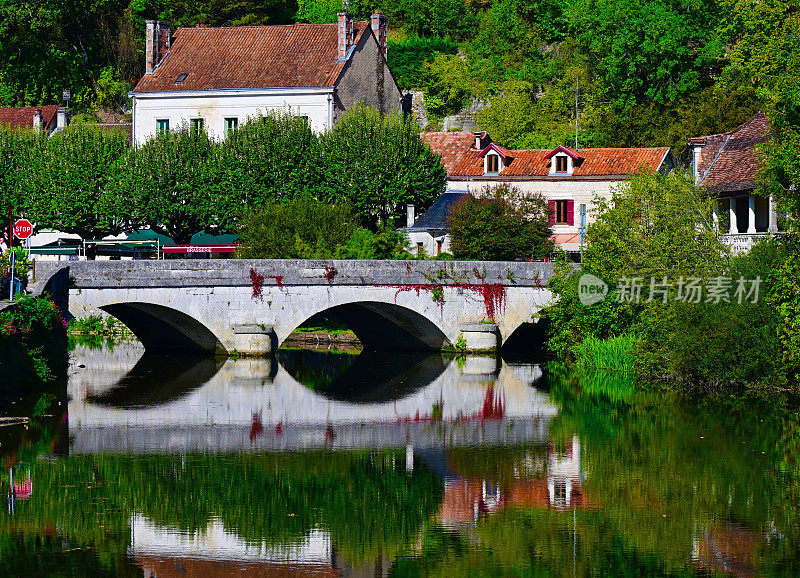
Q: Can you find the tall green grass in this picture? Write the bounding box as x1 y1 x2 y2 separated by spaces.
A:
574 334 638 373
571 334 639 401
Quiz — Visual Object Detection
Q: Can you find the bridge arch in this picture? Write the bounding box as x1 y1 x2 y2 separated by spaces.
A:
98 302 226 355
281 301 452 351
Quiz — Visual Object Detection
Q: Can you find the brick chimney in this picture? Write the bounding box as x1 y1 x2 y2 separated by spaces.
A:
337 12 354 60
371 12 388 58
145 20 171 74
406 203 415 228
32 108 42 130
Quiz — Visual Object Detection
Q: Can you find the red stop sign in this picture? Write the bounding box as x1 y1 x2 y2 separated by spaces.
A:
13 219 33 240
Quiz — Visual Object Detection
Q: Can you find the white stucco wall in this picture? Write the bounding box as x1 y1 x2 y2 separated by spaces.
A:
450 178 627 252
132 88 334 145
407 230 453 257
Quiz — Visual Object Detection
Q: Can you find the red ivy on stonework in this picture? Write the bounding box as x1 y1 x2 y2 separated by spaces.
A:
250 268 265 300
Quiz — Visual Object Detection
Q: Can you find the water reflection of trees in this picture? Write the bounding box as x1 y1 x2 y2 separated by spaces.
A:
399 377 800 576
0 448 443 573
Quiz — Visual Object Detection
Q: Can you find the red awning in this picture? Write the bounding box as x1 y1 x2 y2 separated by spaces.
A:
162 244 236 254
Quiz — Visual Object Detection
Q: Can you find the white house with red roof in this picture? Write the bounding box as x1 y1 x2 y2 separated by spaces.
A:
688 112 780 253
131 13 403 144
419 131 673 255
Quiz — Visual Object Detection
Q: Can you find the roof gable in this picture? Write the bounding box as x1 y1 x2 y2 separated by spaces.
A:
544 145 579 160
453 147 670 178
478 143 509 158
422 131 669 178
133 22 369 93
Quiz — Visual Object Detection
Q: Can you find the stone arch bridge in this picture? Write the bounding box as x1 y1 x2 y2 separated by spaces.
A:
34 260 555 354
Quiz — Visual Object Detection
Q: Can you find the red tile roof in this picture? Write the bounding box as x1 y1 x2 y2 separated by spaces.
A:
421 131 476 175
423 131 670 177
693 112 771 194
133 22 369 93
0 105 58 129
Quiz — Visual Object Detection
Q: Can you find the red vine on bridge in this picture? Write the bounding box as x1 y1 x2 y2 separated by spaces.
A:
250 269 284 300
250 268 264 300
388 281 506 320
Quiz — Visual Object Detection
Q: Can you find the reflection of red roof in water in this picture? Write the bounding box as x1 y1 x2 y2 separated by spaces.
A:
693 525 757 578
136 557 338 577
437 477 597 525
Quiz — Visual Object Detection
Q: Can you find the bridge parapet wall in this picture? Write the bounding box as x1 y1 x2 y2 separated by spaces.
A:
32 259 560 355
32 259 556 291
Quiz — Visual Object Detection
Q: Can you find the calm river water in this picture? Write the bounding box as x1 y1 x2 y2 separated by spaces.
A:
0 341 799 576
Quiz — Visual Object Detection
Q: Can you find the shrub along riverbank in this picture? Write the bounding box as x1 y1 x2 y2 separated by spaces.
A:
545 171 800 395
0 295 68 400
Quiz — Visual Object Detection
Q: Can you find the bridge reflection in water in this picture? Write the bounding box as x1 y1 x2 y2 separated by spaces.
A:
62 343 567 578
68 343 556 454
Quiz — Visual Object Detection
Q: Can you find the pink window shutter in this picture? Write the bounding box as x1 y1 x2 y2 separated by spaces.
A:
548 200 556 225
567 200 575 226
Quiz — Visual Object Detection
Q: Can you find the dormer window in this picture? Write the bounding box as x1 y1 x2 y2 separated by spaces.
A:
486 153 500 174
478 143 508 175
545 145 579 176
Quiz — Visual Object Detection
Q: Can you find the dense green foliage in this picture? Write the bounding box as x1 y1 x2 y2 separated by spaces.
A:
545 171 793 390
236 197 358 259
28 125 131 240
0 295 67 388
114 124 222 243
1 108 444 248
316 104 446 229
448 184 553 260
0 0 781 158
216 111 319 213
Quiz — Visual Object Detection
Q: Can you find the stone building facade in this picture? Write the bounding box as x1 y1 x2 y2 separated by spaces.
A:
131 13 404 144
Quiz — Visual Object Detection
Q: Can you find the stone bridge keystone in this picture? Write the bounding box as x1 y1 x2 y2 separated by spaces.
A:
33 259 556 354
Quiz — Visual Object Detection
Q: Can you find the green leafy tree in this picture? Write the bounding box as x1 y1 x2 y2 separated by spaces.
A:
0 127 41 233
335 226 411 259
583 171 726 282
115 125 222 243
315 104 446 229
215 111 319 215
26 125 130 242
544 171 727 363
236 197 357 259
565 0 726 108
0 0 122 106
448 184 553 260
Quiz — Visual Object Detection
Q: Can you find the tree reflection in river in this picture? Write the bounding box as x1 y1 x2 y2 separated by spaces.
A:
0 343 798 576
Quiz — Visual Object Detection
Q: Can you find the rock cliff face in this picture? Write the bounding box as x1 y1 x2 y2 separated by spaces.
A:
410 90 487 132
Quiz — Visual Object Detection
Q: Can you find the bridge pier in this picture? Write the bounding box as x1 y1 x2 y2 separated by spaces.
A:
232 324 275 356
458 323 501 353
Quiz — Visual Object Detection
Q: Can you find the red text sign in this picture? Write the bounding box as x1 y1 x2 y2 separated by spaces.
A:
13 219 33 240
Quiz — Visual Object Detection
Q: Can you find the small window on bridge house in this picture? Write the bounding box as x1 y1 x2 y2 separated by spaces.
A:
555 155 568 173
156 119 169 134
